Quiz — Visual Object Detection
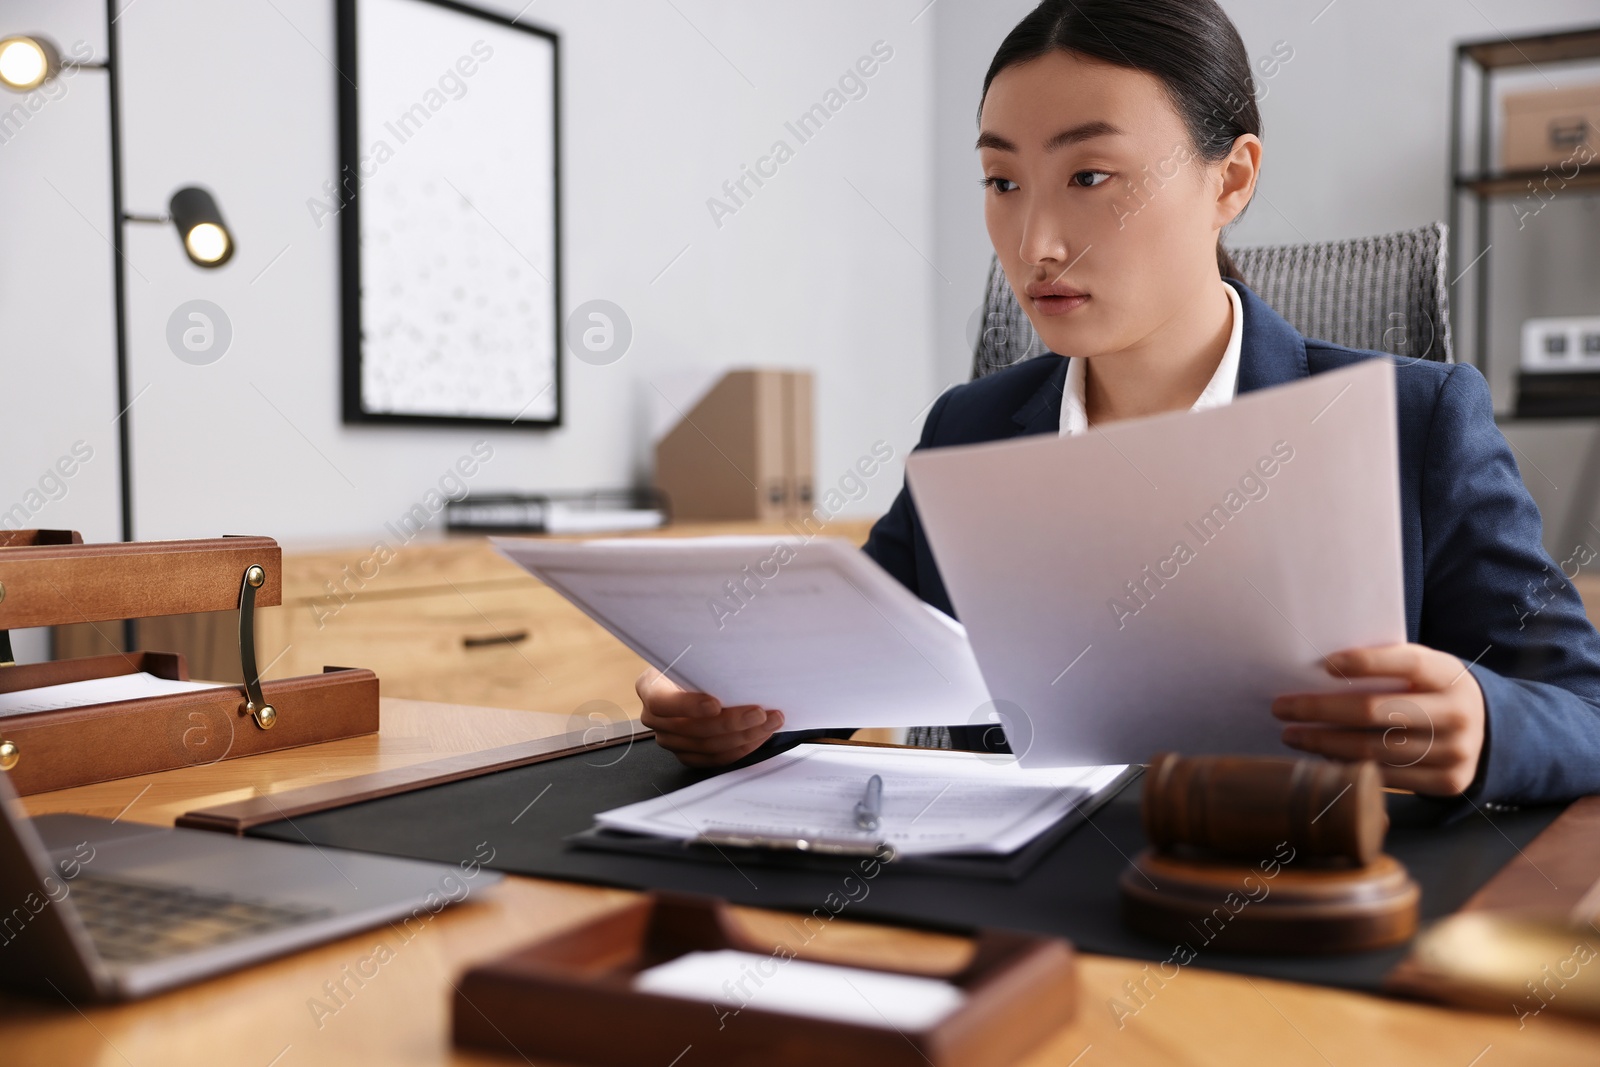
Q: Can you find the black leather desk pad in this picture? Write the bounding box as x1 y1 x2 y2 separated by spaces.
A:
247 738 1562 992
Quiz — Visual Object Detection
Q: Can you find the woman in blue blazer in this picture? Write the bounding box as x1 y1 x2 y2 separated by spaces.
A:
640 0 1600 806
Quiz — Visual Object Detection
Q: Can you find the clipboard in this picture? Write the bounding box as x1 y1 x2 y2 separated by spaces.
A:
566 765 1143 882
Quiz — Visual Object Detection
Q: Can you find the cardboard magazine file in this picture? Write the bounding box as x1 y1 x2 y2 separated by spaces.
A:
0 531 378 795
452 892 1077 1067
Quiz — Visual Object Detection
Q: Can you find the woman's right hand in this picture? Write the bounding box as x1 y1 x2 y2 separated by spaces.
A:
636 670 785 768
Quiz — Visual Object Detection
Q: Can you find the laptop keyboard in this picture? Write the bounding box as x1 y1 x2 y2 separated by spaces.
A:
68 874 335 963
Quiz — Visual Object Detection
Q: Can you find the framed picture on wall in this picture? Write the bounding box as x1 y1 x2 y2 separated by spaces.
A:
335 0 561 427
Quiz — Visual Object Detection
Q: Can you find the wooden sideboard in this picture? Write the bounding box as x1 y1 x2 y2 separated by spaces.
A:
54 520 876 719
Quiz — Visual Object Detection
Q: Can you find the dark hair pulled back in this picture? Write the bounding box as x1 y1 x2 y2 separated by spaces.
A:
980 0 1259 281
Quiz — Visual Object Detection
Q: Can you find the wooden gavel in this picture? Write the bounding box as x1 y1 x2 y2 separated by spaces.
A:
1122 753 1418 954
1141 751 1388 866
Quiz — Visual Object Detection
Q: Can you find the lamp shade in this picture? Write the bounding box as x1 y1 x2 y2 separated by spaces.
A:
0 35 59 92
168 186 234 267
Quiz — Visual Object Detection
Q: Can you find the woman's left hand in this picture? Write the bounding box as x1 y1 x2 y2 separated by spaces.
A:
1270 644 1487 796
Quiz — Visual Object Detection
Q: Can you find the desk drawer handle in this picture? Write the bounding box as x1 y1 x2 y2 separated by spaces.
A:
462 630 530 649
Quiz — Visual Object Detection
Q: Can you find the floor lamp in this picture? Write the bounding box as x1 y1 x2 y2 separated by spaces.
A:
0 3 236 653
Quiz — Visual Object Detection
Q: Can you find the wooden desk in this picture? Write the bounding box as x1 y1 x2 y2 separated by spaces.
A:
5 699 1599 1067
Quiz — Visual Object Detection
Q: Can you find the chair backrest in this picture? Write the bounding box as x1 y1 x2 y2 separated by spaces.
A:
971 222 1453 379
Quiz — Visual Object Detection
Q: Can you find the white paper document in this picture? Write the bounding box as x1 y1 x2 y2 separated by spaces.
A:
492 535 990 729
634 948 966 1030
0 672 222 719
904 359 1407 766
593 743 1130 856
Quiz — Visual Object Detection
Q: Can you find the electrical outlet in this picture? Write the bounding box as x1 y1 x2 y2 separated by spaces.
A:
1521 316 1600 373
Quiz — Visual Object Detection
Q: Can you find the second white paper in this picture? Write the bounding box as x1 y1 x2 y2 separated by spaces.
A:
492 536 990 729
904 359 1408 767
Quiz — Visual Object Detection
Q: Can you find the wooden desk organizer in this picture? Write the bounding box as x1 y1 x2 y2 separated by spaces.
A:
1119 752 1421 953
453 892 1077 1067
0 530 378 795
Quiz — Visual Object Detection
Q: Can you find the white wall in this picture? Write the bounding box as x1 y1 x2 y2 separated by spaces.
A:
930 0 1600 556
0 0 938 558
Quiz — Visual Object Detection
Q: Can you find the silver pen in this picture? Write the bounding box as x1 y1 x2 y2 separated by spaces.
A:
853 774 883 832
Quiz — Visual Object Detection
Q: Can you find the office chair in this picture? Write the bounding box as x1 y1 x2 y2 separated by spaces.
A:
905 223 1454 751
969 221 1454 379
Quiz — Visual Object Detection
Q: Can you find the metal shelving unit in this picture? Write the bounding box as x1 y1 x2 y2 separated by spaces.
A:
1448 24 1600 419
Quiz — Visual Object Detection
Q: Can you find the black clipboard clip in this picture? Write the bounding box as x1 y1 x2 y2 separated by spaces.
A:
691 830 897 861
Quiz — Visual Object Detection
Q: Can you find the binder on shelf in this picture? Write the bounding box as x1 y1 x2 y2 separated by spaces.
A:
445 489 668 535
0 531 379 796
653 369 814 523
785 369 815 518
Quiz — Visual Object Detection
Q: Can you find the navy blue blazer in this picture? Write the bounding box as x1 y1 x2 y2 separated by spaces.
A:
855 278 1600 806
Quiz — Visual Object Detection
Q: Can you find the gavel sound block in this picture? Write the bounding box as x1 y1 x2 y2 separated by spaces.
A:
1118 753 1421 954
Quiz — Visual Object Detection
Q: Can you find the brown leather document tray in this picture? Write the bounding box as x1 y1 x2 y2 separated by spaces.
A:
453 892 1077 1067
0 530 378 795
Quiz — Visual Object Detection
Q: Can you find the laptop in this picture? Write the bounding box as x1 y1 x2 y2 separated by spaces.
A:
0 771 502 1001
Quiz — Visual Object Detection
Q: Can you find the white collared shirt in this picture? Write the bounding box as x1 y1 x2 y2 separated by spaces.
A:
1058 280 1244 435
